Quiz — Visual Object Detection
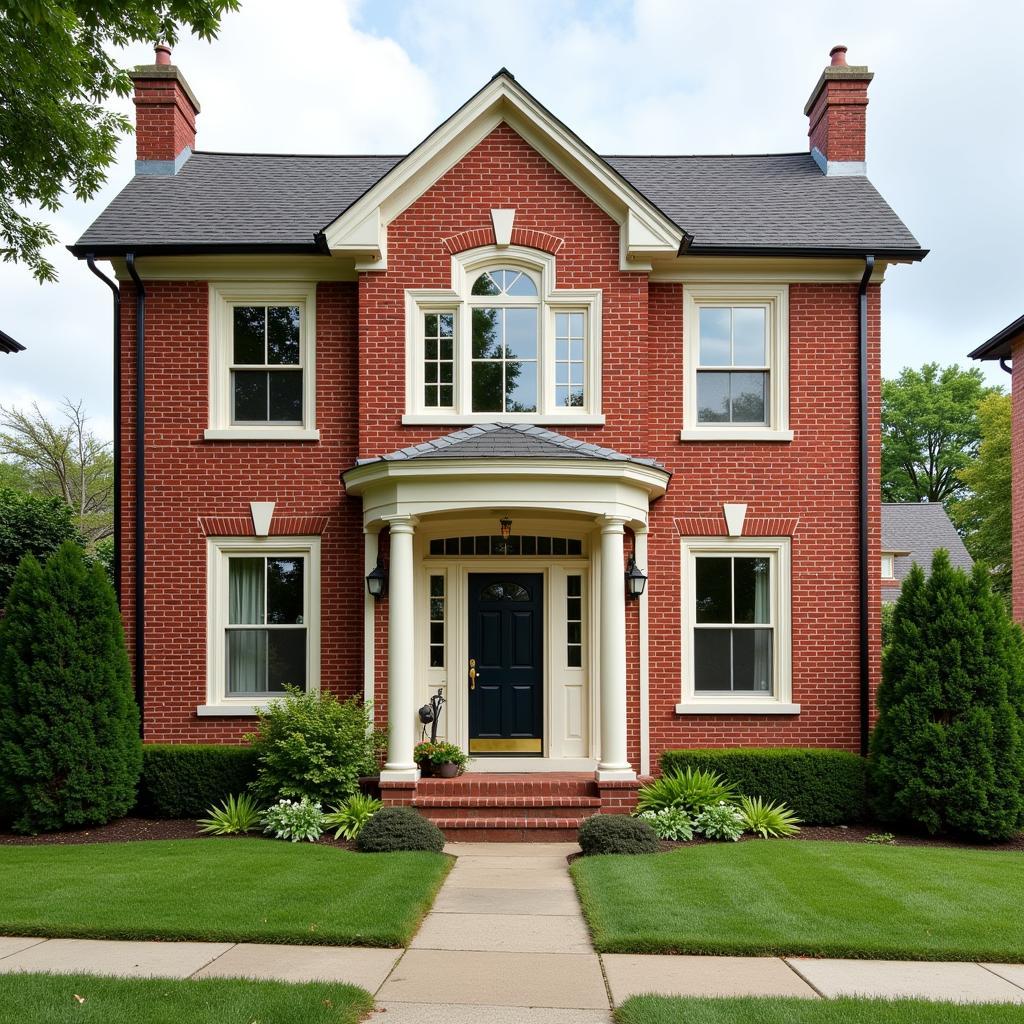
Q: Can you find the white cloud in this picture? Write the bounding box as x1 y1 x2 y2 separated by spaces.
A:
1 0 1021 440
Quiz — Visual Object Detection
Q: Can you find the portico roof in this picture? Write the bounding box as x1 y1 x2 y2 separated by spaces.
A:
352 422 668 472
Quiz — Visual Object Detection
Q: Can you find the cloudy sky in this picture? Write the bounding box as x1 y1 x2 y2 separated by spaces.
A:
2 0 1021 440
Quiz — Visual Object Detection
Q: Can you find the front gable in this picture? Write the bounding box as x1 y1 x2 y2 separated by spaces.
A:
321 71 684 272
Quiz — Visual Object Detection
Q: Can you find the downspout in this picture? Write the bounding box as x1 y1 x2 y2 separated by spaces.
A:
1000 358 1013 376
858 255 875 756
125 254 146 735
85 256 121 602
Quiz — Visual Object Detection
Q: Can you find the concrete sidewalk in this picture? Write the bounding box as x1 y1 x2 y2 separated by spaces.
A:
1 842 1023 1019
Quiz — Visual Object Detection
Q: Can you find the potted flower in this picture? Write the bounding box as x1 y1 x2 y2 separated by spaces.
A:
429 742 469 778
414 741 437 777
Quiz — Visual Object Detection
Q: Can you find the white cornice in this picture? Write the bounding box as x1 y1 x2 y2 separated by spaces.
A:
322 75 683 272
111 255 357 282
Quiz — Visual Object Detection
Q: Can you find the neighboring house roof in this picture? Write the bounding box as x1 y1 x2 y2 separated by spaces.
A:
354 422 669 471
881 502 973 597
0 328 25 353
968 313 1024 362
72 149 923 258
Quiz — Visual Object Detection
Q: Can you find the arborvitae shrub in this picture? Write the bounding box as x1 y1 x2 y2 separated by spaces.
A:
0 543 141 833
868 550 1024 841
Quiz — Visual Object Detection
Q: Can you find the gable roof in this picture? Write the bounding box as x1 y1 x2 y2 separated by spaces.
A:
354 422 668 472
72 72 924 261
0 329 25 353
969 313 1024 362
881 502 973 593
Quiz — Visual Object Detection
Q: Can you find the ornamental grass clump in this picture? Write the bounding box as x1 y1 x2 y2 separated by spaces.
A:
262 798 326 843
634 767 737 815
868 552 1024 842
324 793 382 840
737 795 801 838
197 793 262 836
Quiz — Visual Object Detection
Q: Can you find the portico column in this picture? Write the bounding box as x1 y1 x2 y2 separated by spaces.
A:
381 517 419 781
597 516 635 780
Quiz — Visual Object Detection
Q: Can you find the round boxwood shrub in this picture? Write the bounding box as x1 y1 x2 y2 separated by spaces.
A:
578 813 657 855
0 543 141 834
869 552 1024 842
357 806 445 852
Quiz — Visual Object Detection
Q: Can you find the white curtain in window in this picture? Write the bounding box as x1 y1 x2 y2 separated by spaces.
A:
228 559 265 694
752 558 771 692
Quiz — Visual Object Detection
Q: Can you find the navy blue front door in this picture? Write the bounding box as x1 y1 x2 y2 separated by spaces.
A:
468 573 543 754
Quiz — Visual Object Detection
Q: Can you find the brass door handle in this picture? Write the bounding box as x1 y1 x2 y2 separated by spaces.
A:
469 658 478 690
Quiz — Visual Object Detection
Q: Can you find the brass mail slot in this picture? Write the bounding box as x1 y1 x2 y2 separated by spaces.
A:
469 738 543 754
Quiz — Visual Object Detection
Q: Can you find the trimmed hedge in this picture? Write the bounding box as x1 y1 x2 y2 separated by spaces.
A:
578 814 658 855
659 748 866 825
136 745 258 818
358 806 445 852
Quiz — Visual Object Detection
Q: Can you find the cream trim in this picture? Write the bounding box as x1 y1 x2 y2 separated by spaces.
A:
678 535 794 713
650 257 890 284
204 535 321 711
682 282 789 439
321 75 681 270
207 282 317 440
111 255 356 282
635 526 650 776
404 246 602 420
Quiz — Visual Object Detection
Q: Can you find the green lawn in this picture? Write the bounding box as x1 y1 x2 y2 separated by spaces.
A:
0 839 451 947
572 840 1024 960
616 996 1024 1024
0 973 372 1024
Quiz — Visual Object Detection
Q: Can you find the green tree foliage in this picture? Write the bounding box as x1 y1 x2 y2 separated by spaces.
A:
0 400 113 544
0 486 79 604
868 551 1024 841
952 392 1012 602
0 542 141 833
0 0 238 283
882 363 998 505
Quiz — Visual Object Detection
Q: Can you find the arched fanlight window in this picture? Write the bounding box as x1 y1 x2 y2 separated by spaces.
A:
471 268 538 297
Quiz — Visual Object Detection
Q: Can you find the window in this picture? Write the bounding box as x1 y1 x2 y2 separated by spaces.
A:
881 553 895 579
566 574 583 668
203 536 320 713
405 247 602 424
429 574 446 667
682 284 790 441
207 283 317 441
678 537 796 714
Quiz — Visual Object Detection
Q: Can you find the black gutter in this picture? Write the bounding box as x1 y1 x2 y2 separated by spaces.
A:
968 312 1024 362
858 254 875 756
1000 358 1013 376
682 245 927 261
85 256 122 603
125 254 146 736
68 242 323 259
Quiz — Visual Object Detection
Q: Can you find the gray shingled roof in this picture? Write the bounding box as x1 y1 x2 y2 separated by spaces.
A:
881 502 973 598
0 329 25 353
73 149 922 256
354 422 668 471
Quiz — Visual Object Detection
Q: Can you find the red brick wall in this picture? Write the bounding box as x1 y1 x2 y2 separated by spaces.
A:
1013 339 1024 622
119 280 364 742
807 78 870 163
124 122 881 759
132 77 197 162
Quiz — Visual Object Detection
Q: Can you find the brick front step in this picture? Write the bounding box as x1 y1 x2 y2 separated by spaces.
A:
418 803 599 821
431 815 589 842
416 774 597 798
414 795 602 808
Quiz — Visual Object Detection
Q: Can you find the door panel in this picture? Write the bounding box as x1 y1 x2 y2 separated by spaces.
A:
468 572 543 754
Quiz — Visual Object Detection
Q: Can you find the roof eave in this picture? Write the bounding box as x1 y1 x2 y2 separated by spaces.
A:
67 241 325 259
681 244 928 261
969 313 1024 361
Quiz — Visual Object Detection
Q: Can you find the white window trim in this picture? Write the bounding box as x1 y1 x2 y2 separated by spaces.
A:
403 245 603 425
680 283 792 442
205 282 319 441
677 536 798 715
200 535 321 715
881 552 896 579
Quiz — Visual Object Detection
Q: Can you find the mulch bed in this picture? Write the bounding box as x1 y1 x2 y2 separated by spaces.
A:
0 817 356 849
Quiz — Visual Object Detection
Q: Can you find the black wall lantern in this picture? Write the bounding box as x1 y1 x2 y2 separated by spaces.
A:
366 557 388 599
499 515 513 540
625 554 648 598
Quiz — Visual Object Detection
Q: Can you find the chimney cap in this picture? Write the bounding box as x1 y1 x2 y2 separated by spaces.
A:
154 43 172 65
829 45 848 66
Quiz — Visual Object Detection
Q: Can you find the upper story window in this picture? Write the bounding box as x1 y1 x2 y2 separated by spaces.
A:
881 553 896 579
206 283 318 442
404 247 602 425
681 284 791 443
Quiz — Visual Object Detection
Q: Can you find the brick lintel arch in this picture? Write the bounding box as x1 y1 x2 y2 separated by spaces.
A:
441 226 565 257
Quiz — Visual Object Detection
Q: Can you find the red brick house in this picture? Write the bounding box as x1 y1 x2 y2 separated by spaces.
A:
72 44 924 829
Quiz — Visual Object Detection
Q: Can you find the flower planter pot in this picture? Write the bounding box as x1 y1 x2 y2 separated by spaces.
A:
437 761 460 779
417 760 435 778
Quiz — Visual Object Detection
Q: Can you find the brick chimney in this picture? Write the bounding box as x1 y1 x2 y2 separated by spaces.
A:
804 45 873 176
130 44 201 175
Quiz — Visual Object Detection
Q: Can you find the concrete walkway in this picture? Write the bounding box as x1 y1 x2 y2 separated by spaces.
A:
1 842 1023 1018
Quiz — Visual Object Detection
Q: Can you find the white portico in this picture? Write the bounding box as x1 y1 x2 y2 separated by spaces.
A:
341 423 669 783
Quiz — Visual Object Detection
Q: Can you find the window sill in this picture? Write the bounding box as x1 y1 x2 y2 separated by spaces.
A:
203 428 320 442
402 413 606 426
679 428 794 443
196 704 268 716
675 701 801 715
